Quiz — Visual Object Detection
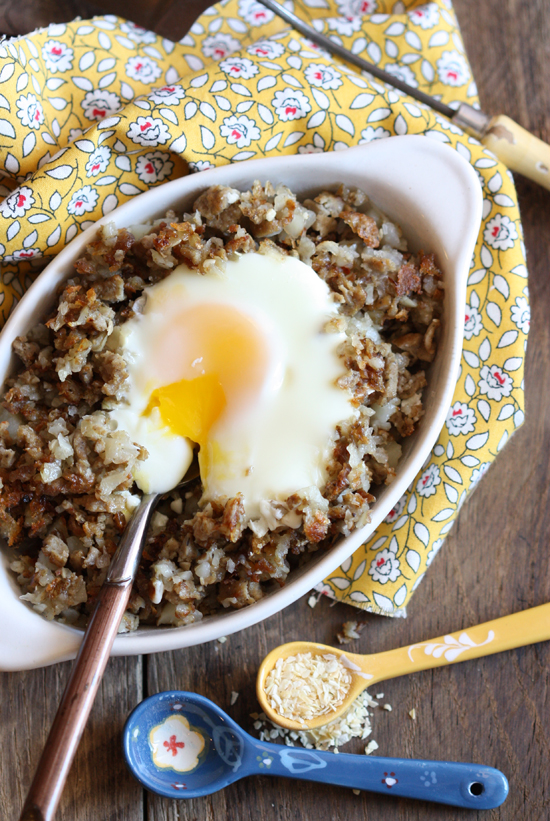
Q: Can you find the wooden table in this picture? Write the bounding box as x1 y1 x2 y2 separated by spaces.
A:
1 1 549 819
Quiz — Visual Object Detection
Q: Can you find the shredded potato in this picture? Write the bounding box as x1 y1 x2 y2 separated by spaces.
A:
2 181 442 629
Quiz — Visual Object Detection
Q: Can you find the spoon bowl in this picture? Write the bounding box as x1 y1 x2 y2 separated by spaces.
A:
123 691 245 798
256 601 550 730
256 640 370 730
123 690 508 808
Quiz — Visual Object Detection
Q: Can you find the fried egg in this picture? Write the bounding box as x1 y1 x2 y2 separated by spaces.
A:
109 251 355 518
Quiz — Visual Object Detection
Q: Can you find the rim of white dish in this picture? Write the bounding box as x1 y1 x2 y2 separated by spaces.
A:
0 136 482 670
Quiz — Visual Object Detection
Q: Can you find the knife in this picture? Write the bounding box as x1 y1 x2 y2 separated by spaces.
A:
257 0 550 192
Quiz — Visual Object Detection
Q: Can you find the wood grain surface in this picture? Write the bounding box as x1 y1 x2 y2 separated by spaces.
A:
1 1 550 819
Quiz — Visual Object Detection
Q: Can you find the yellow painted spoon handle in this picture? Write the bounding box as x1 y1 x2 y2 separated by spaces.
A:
365 601 550 684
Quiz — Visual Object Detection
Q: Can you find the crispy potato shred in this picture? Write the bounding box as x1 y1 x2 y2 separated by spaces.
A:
1 181 442 630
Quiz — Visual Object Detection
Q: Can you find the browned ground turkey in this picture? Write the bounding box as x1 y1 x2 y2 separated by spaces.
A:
2 180 442 631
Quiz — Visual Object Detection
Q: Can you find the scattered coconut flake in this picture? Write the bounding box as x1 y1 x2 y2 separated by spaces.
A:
264 652 351 724
252 689 376 752
376 692 384 699
217 636 227 644
364 691 379 708
365 740 379 755
230 691 239 706
337 620 363 644
307 592 320 609
382 703 392 712
409 708 416 720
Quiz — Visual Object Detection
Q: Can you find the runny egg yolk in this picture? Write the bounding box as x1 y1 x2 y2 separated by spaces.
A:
143 302 271 453
111 251 354 509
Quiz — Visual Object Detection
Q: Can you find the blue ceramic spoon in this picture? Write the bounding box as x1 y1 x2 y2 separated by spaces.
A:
123 691 508 809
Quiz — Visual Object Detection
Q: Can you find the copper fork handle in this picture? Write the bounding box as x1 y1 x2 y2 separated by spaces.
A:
19 492 159 820
19 579 132 821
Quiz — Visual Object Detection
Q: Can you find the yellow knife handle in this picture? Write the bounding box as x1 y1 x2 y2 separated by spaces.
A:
366 601 550 683
482 114 550 191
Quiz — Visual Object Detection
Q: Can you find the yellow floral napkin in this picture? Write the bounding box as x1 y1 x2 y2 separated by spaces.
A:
0 0 529 616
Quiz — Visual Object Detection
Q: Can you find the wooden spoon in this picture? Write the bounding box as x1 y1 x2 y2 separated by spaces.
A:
256 602 550 731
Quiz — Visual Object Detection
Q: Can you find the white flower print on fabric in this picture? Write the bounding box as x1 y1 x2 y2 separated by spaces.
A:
408 3 440 29
5 247 42 262
384 494 406 524
16 93 44 129
202 32 241 61
426 538 443 567
474 168 485 189
125 55 162 84
464 303 483 339
0 186 35 219
298 133 325 154
304 63 343 90
446 401 476 436
247 40 285 59
41 40 73 73
219 57 259 80
297 143 324 154
478 364 513 401
511 296 530 333
484 214 518 251
136 151 174 183
120 21 157 44
85 146 111 177
359 126 391 143
68 128 84 142
368 549 401 584
148 85 185 105
326 17 362 36
81 89 121 121
67 186 99 216
300 38 331 59
436 50 470 86
126 117 170 147
238 0 275 26
188 160 215 172
336 0 378 15
384 63 419 89
272 88 311 121
416 463 441 498
220 115 260 148
471 462 491 486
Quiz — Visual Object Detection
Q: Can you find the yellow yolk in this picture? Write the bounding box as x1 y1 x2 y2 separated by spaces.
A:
143 303 271 462
110 252 355 510
146 374 226 445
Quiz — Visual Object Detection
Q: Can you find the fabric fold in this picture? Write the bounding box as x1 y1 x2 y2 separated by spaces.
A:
0 0 529 616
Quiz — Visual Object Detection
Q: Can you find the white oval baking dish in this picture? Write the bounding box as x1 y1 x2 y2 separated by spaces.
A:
0 135 482 670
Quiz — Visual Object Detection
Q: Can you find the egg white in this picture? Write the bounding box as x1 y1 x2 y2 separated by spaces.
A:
109 251 356 517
